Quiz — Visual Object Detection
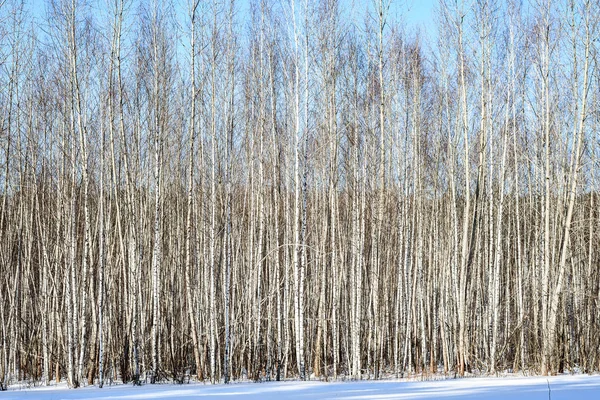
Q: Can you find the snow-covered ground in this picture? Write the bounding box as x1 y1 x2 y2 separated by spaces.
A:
4 374 600 399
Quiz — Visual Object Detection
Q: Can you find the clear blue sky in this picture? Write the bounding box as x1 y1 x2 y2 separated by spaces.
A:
397 0 437 32
394 0 438 42
24 0 437 33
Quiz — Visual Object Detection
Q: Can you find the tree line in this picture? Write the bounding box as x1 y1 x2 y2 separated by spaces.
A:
1 0 600 389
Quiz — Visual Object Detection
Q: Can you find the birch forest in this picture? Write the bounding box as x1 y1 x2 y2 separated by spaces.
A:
1 0 600 389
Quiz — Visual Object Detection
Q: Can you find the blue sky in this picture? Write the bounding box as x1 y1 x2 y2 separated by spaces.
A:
21 0 439 68
394 0 438 43
399 0 437 32
24 0 437 33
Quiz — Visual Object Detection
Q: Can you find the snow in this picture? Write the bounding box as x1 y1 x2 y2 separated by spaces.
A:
3 374 600 399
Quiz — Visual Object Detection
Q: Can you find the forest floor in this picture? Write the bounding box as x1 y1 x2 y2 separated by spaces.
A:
3 373 600 399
